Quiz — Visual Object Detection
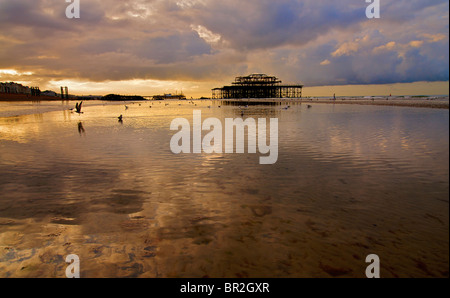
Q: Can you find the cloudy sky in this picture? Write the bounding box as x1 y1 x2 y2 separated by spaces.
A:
0 0 448 97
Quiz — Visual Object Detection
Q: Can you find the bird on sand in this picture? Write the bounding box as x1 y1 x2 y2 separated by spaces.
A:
118 115 123 121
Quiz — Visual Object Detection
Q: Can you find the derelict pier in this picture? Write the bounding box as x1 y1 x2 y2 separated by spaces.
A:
212 74 303 99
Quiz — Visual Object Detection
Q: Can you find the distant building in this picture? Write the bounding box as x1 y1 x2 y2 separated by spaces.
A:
0 82 32 94
212 74 303 99
152 92 186 100
102 94 146 101
42 90 58 97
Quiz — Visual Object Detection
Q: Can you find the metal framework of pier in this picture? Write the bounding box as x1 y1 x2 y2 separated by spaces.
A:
212 74 303 99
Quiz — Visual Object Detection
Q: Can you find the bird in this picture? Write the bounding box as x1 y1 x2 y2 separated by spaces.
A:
118 115 123 121
75 101 83 114
125 105 129 110
307 105 312 109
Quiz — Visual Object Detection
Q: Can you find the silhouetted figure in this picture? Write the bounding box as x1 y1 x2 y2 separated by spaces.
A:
78 122 85 135
118 115 123 122
307 105 312 109
75 101 83 114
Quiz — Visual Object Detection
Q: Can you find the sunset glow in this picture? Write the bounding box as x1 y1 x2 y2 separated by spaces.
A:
0 0 448 97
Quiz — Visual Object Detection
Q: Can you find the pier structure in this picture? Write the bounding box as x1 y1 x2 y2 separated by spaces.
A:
212 74 303 99
152 90 186 100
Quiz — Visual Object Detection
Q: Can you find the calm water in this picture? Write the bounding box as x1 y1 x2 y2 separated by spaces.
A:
0 100 448 278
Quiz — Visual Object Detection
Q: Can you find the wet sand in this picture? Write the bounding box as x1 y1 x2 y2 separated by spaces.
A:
0 100 448 278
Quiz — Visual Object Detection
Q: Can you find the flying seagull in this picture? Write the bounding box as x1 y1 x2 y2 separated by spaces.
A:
75 101 83 114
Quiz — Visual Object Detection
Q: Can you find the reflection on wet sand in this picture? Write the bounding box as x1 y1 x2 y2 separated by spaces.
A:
0 101 448 278
77 122 85 136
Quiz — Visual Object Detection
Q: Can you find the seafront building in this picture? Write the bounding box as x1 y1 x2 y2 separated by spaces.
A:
0 82 32 94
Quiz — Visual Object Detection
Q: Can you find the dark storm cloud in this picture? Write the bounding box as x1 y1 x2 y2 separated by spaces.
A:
192 0 367 50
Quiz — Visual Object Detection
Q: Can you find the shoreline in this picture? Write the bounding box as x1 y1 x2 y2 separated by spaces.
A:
300 97 449 109
0 93 68 101
216 96 449 109
1 95 448 110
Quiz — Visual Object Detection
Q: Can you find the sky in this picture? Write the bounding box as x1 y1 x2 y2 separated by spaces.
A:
0 0 448 98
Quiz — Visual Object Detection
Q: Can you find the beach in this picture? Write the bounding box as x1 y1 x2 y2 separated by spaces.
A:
0 99 448 278
221 96 450 109
303 96 449 109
